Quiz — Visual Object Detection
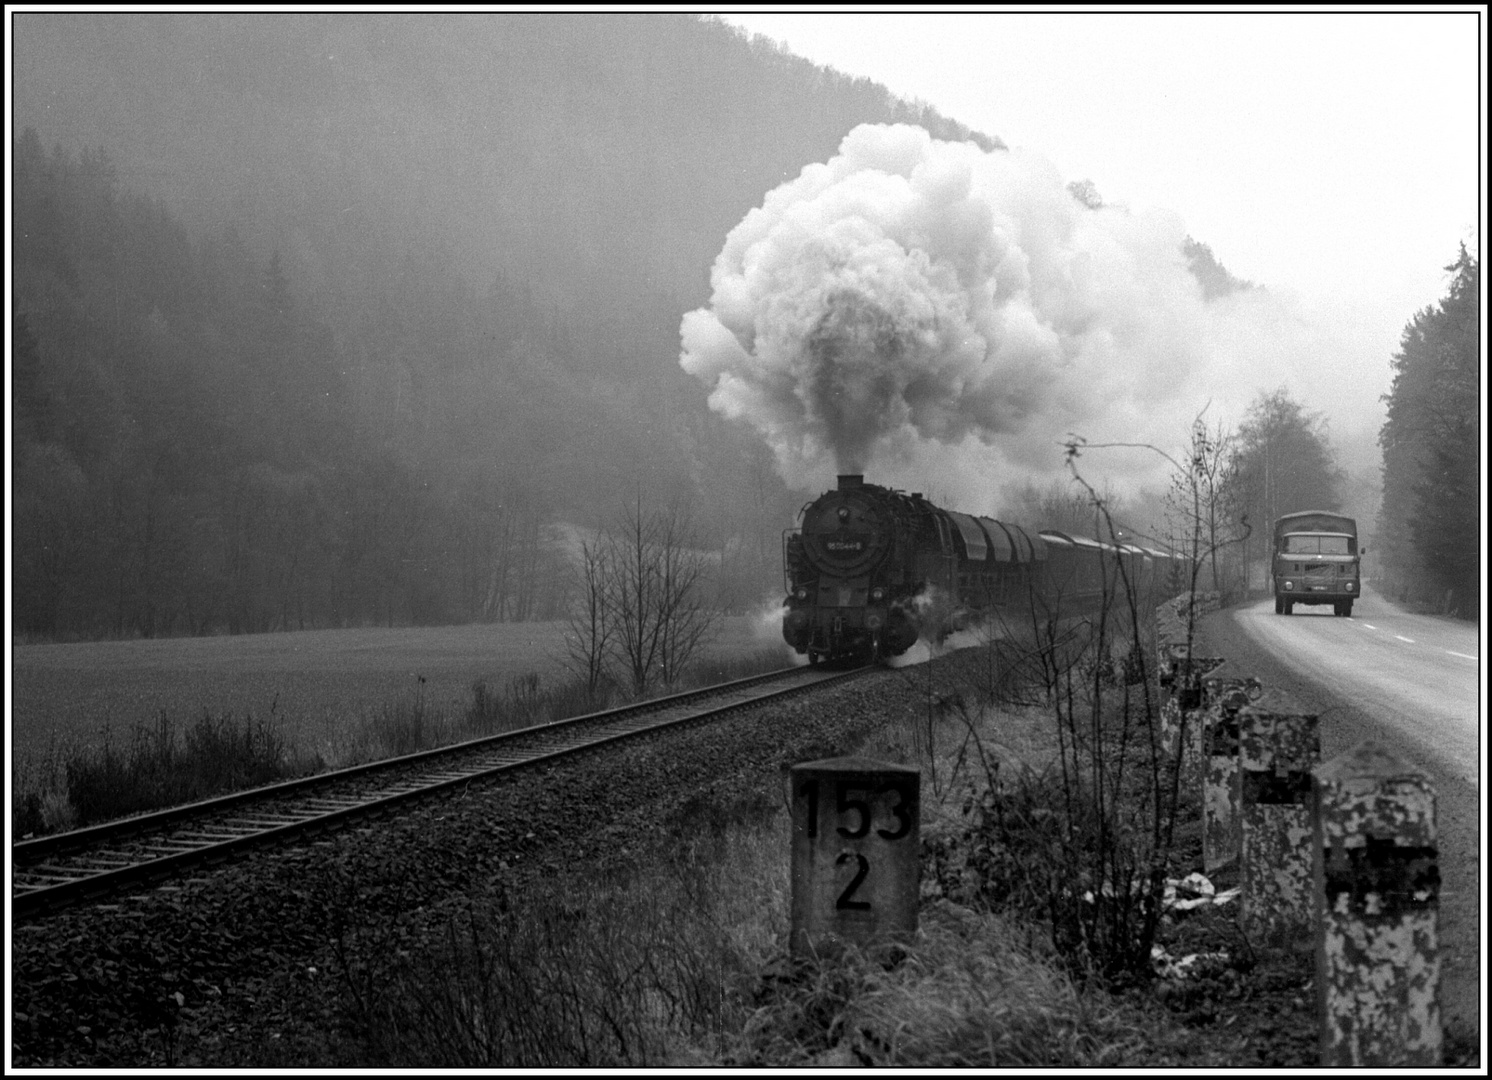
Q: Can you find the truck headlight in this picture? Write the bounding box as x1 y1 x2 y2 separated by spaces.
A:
794 587 808 600
1345 581 1354 591
1284 581 1294 590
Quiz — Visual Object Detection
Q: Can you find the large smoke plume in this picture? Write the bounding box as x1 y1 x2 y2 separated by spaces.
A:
681 123 1310 510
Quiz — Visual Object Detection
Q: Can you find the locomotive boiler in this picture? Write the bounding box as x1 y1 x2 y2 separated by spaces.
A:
782 474 1184 664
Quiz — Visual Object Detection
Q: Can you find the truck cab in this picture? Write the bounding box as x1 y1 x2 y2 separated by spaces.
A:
1272 511 1362 617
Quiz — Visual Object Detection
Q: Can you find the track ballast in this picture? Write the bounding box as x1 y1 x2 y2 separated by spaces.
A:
12 663 871 919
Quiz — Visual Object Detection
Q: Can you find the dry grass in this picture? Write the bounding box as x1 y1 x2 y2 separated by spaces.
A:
735 902 1147 1068
11 616 786 761
342 829 792 1068
10 617 792 834
10 623 578 763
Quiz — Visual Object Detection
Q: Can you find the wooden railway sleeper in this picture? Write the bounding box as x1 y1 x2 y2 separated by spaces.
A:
28 866 99 880
140 844 209 856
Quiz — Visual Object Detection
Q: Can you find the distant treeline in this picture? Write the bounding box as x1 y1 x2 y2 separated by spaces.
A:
9 14 1006 641
12 132 576 636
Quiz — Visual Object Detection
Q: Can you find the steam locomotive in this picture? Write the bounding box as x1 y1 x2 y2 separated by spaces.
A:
782 474 1187 664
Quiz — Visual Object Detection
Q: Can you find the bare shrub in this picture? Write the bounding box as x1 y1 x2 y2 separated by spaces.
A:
898 424 1235 986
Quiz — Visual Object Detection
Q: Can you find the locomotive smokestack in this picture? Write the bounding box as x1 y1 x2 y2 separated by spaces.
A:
837 474 865 490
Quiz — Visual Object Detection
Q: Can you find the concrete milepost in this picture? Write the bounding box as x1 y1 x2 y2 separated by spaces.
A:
1314 740 1441 1067
790 757 920 959
1238 692 1320 944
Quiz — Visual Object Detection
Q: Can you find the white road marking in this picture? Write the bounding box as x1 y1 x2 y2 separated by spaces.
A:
1447 651 1479 661
1362 624 1378 630
1395 635 1415 643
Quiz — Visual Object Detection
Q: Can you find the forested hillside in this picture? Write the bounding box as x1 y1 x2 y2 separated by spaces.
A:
1376 246 1479 617
11 14 1001 638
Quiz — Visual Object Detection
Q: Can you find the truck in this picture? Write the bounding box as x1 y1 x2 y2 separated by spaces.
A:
1272 511 1363 616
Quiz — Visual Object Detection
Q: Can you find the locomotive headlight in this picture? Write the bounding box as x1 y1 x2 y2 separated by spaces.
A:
794 587 808 600
865 612 884 630
870 587 886 601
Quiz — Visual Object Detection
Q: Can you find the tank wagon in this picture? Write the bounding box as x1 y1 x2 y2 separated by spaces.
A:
782 474 1186 664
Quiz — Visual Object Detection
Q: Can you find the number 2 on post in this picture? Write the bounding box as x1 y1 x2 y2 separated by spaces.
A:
835 851 870 910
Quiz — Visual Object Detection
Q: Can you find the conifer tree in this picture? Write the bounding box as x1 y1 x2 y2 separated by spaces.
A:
1378 245 1480 613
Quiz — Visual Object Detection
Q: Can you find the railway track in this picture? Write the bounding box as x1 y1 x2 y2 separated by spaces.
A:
12 663 872 920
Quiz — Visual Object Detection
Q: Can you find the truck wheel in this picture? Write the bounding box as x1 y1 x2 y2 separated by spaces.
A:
1342 601 1353 617
1284 599 1294 615
1275 596 1284 615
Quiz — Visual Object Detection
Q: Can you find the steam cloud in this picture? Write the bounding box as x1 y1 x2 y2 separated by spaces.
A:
680 123 1308 510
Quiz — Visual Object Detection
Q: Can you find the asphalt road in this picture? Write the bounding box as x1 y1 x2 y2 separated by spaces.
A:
1195 584 1483 1050
1228 585 1480 784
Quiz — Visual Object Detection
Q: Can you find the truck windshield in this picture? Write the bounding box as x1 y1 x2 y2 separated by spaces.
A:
1284 535 1351 554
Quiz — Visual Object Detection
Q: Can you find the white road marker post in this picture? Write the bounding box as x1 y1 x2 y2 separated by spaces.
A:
1199 663 1260 873
1238 693 1319 944
1314 740 1441 1066
790 757 920 960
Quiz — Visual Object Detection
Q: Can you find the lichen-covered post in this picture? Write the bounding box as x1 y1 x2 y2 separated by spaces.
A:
790 757 920 958
1176 655 1225 783
1314 741 1440 1066
1199 663 1260 873
1238 693 1319 942
1155 640 1222 761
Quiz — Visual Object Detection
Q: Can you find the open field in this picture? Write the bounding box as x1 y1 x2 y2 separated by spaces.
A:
10 614 790 765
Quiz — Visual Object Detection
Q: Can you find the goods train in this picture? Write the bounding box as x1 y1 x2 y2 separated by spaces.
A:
782 474 1189 665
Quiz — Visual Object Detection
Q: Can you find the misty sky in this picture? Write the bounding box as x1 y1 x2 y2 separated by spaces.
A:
722 10 1483 477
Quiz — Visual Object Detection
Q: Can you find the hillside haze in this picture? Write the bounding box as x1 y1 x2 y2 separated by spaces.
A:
11 13 1006 637
14 13 998 364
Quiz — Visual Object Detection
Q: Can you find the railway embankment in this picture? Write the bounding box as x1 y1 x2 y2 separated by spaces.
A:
11 665 911 1066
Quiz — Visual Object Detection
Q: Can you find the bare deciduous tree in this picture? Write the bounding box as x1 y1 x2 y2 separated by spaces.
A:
1164 415 1247 599
563 537 615 696
563 498 720 700
608 498 718 697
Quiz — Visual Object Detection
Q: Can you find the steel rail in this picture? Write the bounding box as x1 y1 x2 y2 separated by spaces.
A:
12 664 872 919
